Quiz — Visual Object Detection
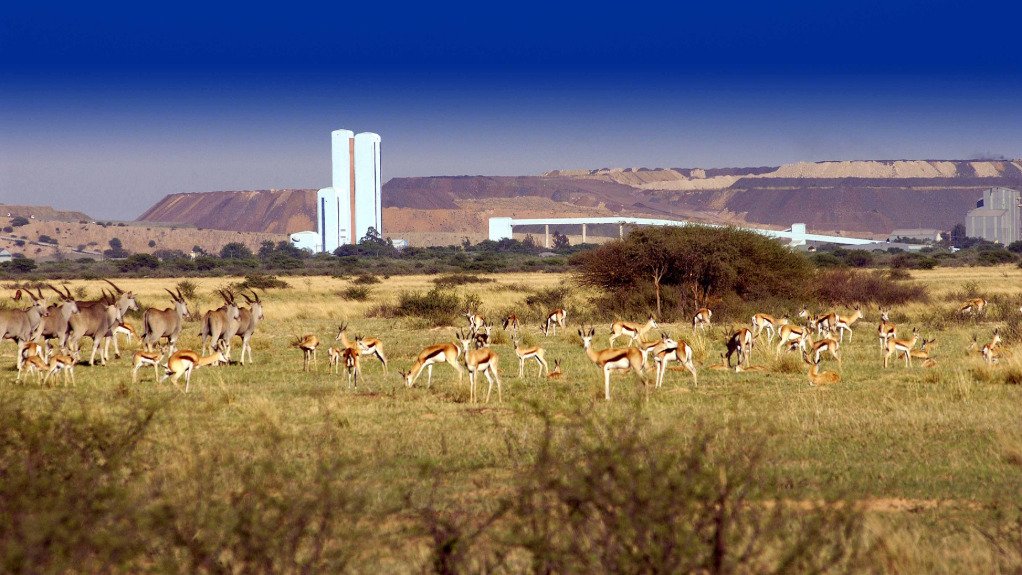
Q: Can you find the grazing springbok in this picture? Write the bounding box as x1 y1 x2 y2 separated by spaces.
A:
68 290 123 366
457 331 502 402
131 349 165 384
200 290 241 357
543 308 567 336
335 323 388 372
162 349 228 392
579 326 646 401
959 298 987 316
142 288 191 354
775 324 810 355
654 338 697 388
39 284 79 351
230 290 264 364
803 352 840 386
884 328 920 368
692 307 712 331
399 339 463 388
512 337 549 378
609 315 658 347
17 354 48 383
751 312 788 343
0 288 49 368
293 334 319 371
878 307 897 354
725 327 754 368
808 336 841 366
43 349 80 387
113 321 138 347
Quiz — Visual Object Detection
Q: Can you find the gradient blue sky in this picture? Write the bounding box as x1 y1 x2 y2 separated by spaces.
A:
2 1 1022 219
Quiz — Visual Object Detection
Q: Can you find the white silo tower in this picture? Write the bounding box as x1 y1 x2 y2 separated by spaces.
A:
331 129 356 246
353 132 382 241
316 187 339 253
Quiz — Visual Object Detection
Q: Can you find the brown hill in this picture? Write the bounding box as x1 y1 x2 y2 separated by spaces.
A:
137 189 316 234
1 203 92 223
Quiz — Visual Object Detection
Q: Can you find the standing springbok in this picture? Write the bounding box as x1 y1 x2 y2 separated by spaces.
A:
884 328 920 368
692 307 712 331
43 349 80 387
776 324 810 355
39 284 79 352
808 335 841 366
0 288 49 369
200 290 241 357
502 313 520 340
637 332 677 368
293 334 319 371
142 288 191 354
726 327 754 368
131 349 165 384
653 338 697 388
162 349 228 392
342 346 361 388
751 313 788 343
17 354 48 383
609 315 658 347
457 331 502 402
878 307 897 354
543 308 567 336
579 326 646 401
821 305 863 343
335 323 388 372
512 337 548 378
465 310 486 335
399 339 463 388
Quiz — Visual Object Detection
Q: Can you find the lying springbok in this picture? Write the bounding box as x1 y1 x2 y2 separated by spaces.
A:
142 288 191 354
0 288 49 369
200 290 241 357
39 284 79 351
231 290 264 365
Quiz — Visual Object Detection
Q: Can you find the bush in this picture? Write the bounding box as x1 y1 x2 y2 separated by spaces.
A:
220 242 254 259
37 234 56 245
352 273 382 285
387 288 464 326
175 280 198 300
433 273 493 288
813 269 929 306
340 285 372 301
117 253 160 272
10 216 28 227
236 274 290 290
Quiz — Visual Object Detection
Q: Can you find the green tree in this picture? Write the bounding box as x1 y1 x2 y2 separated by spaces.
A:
220 242 254 259
10 216 29 227
552 231 570 250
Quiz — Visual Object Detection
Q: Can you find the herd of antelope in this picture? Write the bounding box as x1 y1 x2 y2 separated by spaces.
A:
1 282 1014 400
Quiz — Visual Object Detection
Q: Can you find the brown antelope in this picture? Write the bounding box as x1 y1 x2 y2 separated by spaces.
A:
512 337 548 378
162 349 228 392
39 284 79 352
342 346 360 388
808 336 842 366
19 339 48 362
821 305 863 343
803 352 840 386
335 323 388 372
131 349 165 384
501 313 520 339
293 334 319 371
200 290 241 357
906 337 937 368
725 327 754 368
877 307 897 353
465 310 485 335
71 279 138 362
884 328 920 368
654 339 697 387
808 311 831 338
0 288 49 368
43 349 80 387
775 324 810 355
543 308 567 336
471 322 493 349
980 329 1002 366
546 359 563 380
692 307 712 331
230 290 264 365
399 340 463 388
17 354 47 383
578 326 646 401
609 315 658 347
114 320 138 347
751 312 788 343
959 298 987 316
637 332 678 368
327 345 345 374
142 288 191 354
457 331 502 402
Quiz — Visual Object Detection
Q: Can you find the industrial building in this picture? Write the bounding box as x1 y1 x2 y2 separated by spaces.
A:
291 129 382 252
966 187 1021 245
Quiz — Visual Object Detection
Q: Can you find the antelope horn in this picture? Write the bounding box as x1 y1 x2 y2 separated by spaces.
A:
63 285 74 299
46 283 67 299
36 286 45 300
165 288 179 301
102 278 125 294
176 288 185 301
251 289 260 303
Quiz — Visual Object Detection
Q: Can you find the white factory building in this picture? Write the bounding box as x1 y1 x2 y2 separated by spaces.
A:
290 129 382 252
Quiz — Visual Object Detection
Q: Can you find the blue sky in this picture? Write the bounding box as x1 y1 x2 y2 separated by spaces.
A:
2 1 1021 219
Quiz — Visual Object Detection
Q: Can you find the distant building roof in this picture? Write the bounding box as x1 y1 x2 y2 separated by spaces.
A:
890 228 942 236
0 249 10 256
968 208 1008 217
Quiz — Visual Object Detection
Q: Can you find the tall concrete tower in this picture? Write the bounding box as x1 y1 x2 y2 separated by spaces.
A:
353 132 382 241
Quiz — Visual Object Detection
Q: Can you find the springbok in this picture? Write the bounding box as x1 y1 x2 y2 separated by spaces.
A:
231 290 264 364
293 334 319 371
980 329 1002 366
579 326 646 401
775 324 810 355
17 354 48 383
335 323 388 372
162 349 228 392
328 345 345 375
654 338 697 387
878 307 897 354
19 340 48 365
692 307 712 331
609 315 658 347
512 337 548 378
543 308 567 336
501 313 520 339
906 337 937 368
457 331 502 402
465 310 486 335
725 327 754 368
43 349 80 387
0 288 49 368
142 288 191 354
546 359 563 380
39 284 79 351
751 313 788 343
637 332 677 368
200 290 241 358
131 349 165 384
808 336 841 366
803 352 840 386
821 305 863 343
884 328 920 368
399 339 463 388
959 298 987 316
342 346 360 388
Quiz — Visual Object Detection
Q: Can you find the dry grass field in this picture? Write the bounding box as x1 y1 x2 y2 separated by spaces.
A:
2 268 1021 572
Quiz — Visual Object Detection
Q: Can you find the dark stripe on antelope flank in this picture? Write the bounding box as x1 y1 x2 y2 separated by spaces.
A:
605 350 633 363
424 349 447 362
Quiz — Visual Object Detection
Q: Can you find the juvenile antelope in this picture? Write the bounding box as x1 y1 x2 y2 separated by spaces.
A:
162 349 228 392
726 327 754 368
654 339 697 387
980 329 1002 366
293 334 319 371
959 298 987 316
512 337 549 378
579 326 646 401
457 331 502 403
546 359 563 380
609 315 658 347
775 324 810 355
692 307 712 331
822 305 863 343
335 323 388 372
399 340 463 388
328 345 345 375
131 349 165 384
803 352 841 386
17 355 48 383
877 307 897 354
751 312 788 343
43 350 80 387
884 328 920 368
142 288 191 354
543 308 567 336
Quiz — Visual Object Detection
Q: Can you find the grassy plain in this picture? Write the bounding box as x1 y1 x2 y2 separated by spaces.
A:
2 268 1021 572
